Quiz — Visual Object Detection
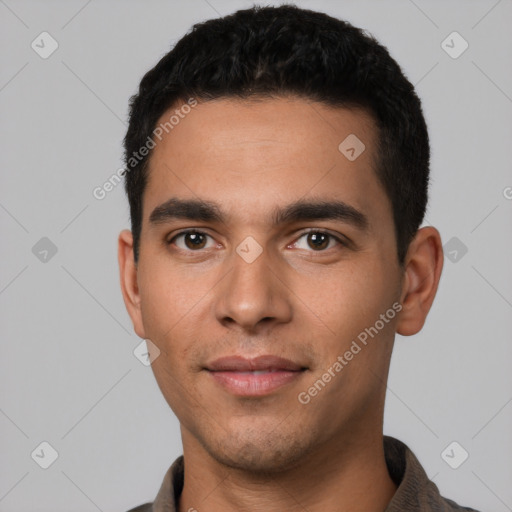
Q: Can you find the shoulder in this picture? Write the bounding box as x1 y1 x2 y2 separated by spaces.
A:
383 436 482 512
123 455 184 512
124 503 153 512
442 496 481 512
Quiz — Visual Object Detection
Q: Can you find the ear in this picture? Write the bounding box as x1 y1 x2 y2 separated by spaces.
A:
118 229 146 339
396 226 444 336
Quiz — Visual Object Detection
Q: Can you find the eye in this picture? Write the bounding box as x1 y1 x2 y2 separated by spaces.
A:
291 230 344 251
168 230 217 251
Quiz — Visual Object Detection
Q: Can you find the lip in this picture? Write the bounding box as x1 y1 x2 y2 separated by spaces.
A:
206 355 305 372
205 355 307 396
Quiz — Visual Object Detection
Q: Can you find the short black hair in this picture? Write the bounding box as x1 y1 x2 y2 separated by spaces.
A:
123 4 430 265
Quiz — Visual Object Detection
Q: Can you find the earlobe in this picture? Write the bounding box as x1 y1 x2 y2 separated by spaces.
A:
396 226 444 336
118 229 146 339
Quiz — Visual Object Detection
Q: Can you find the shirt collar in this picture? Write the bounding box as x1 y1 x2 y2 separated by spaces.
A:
144 435 475 512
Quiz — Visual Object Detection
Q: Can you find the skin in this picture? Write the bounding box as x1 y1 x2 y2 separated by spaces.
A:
118 96 444 512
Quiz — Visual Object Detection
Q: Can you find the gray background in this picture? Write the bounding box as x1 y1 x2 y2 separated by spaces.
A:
1 0 511 511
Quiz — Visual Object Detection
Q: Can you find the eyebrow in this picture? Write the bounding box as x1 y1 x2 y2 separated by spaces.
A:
149 197 369 231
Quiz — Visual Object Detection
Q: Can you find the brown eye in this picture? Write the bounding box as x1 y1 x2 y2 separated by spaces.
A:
184 232 207 249
169 230 214 251
306 232 330 250
292 231 342 252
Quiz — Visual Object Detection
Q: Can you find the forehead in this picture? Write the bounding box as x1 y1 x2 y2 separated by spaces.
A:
143 96 388 227
150 96 377 162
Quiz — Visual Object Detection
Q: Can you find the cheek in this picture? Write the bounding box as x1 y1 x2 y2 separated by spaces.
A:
137 259 205 335
137 261 212 366
293 259 399 369
295 260 391 327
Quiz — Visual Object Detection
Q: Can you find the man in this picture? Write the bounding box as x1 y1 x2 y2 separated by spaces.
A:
118 4 480 511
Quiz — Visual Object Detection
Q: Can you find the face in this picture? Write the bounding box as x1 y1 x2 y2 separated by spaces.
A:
122 96 406 472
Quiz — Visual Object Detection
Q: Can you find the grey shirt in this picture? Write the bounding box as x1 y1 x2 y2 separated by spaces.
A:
126 436 480 512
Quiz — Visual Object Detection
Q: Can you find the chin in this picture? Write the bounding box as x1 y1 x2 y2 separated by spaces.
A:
203 428 311 474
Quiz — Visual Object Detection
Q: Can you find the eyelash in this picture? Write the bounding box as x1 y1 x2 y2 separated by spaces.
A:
167 228 347 252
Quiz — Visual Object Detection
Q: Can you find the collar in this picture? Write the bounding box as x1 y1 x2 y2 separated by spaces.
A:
134 436 478 512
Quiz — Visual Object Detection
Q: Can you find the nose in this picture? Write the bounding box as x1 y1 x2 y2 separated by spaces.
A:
214 243 293 333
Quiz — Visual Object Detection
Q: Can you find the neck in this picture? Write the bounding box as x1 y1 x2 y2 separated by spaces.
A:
178 433 397 512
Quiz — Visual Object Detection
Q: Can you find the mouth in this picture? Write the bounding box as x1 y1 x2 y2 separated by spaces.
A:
205 355 307 396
